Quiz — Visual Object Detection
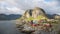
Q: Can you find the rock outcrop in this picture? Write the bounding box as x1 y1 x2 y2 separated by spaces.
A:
16 7 55 34
23 7 46 18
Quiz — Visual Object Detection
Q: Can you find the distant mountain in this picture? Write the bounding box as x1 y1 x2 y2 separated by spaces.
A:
46 14 60 19
0 14 22 20
53 14 60 19
46 14 53 19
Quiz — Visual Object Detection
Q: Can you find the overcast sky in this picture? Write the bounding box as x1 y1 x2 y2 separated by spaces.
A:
0 0 60 15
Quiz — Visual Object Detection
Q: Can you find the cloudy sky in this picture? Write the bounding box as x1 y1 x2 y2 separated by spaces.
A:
0 0 60 15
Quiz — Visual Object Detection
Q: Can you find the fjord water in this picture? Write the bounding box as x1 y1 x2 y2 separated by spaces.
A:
0 20 57 34
0 20 23 34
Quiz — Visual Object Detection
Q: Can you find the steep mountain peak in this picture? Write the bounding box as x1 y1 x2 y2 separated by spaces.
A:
21 7 47 20
33 7 45 13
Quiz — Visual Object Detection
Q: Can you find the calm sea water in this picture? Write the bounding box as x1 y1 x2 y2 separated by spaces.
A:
0 20 57 34
0 20 26 34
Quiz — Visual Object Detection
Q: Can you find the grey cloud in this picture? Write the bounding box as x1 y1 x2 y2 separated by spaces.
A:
0 0 60 15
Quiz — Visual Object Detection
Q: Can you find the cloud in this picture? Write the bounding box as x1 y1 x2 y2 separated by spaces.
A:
0 7 24 14
0 1 24 14
6 7 24 14
6 7 20 11
0 0 60 15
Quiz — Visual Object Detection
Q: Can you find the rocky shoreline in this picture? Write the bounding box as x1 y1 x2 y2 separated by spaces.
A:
16 7 60 34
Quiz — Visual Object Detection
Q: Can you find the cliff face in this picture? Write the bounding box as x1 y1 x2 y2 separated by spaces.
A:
22 7 46 19
32 7 46 18
23 9 33 18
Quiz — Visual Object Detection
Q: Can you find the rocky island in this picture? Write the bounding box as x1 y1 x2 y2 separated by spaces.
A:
16 7 60 34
